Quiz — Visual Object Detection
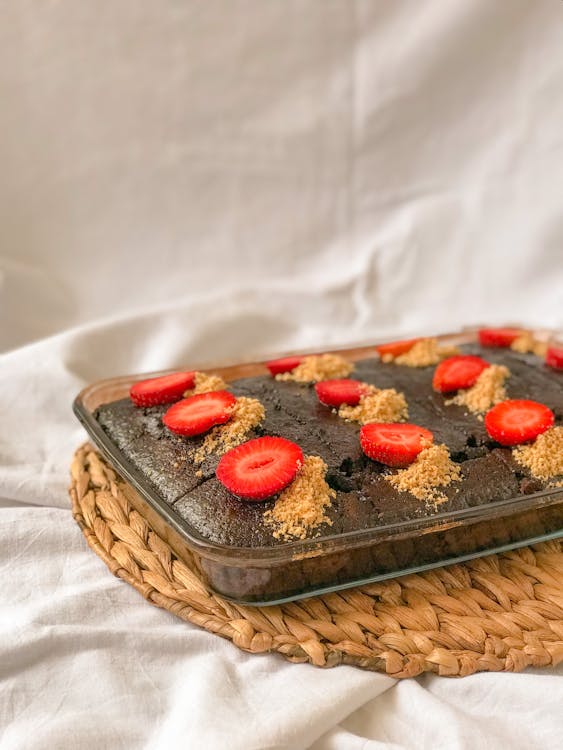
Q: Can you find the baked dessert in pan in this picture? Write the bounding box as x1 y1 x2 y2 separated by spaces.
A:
75 329 563 603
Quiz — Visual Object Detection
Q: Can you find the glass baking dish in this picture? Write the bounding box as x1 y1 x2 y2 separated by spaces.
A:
72 328 563 606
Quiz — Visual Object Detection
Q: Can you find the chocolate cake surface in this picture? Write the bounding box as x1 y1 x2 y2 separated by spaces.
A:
95 346 563 549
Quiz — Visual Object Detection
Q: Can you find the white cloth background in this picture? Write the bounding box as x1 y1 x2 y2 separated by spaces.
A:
1 1 562 748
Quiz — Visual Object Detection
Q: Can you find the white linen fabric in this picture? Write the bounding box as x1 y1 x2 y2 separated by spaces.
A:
1 1 563 748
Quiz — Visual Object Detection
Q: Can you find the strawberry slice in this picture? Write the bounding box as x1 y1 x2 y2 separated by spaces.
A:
216 436 303 501
315 379 369 407
478 328 521 347
360 423 434 468
375 338 421 359
266 356 303 376
546 345 563 370
130 371 196 407
484 399 554 446
162 390 236 437
432 355 490 393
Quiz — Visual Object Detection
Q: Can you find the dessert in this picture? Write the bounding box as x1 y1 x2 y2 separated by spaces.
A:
484 399 554 446
129 371 197 407
81 332 563 603
216 436 303 501
432 355 490 392
478 327 549 356
478 327 522 348
95 339 563 554
359 423 434 467
375 337 459 366
162 390 237 436
546 345 563 370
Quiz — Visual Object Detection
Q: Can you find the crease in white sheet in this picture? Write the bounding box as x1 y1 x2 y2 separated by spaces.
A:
0 508 395 750
310 668 563 750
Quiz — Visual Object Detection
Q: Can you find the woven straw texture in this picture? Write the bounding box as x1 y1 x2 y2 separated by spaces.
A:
70 444 563 678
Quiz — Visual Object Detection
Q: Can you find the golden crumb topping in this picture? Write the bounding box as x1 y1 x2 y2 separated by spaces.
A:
263 456 335 540
275 354 353 383
446 364 510 415
513 427 563 483
389 338 460 367
192 397 265 464
510 332 548 357
184 371 228 397
386 444 461 502
339 387 408 424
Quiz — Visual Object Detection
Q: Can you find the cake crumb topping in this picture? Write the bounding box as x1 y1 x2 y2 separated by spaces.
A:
192 397 265 464
386 444 461 502
184 371 228 396
264 456 335 540
276 354 353 383
446 364 510 414
388 338 460 367
510 332 548 357
513 427 563 483
339 387 408 424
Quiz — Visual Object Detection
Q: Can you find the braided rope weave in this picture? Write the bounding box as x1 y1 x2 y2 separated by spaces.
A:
70 444 563 678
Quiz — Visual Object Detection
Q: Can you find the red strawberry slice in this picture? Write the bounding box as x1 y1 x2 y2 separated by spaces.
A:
266 356 303 376
546 345 563 370
216 436 303 501
162 390 236 437
484 399 554 446
478 328 521 347
375 338 421 359
360 423 434 468
433 355 490 393
315 379 369 407
130 371 196 407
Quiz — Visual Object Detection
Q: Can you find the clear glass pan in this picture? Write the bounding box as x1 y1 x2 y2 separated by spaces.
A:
73 329 563 605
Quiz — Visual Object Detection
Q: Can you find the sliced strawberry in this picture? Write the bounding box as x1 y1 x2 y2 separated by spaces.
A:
266 356 303 376
485 399 554 446
162 390 236 437
360 423 434 468
315 379 369 407
375 338 421 359
216 436 303 501
130 371 196 407
546 345 563 370
478 328 521 348
432 355 490 393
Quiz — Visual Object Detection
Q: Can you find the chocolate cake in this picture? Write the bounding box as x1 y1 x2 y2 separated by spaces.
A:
95 344 563 553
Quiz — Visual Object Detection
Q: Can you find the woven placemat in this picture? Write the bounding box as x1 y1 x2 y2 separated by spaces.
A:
69 443 563 678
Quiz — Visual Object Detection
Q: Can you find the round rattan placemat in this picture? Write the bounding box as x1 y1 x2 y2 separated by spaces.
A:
69 443 563 678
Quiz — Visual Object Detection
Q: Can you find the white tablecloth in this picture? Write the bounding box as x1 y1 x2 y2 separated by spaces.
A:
1 2 562 748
